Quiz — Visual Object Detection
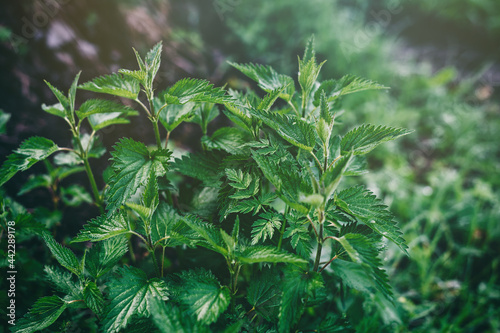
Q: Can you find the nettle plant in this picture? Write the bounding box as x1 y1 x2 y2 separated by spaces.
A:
1 38 412 332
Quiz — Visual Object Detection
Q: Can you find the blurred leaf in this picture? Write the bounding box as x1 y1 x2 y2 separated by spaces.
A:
12 296 67 333
0 137 59 186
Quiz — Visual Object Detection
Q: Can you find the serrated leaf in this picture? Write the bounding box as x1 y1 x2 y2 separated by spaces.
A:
176 269 231 325
247 270 281 322
79 73 140 99
333 233 392 300
151 202 192 248
279 268 324 333
226 193 277 216
251 110 316 151
68 71 81 115
251 211 282 245
202 127 249 155
336 186 408 254
44 265 80 296
12 296 67 333
44 80 70 116
41 232 82 276
0 136 59 186
106 138 171 214
163 78 231 105
283 215 313 259
77 99 138 130
237 246 307 265
298 57 325 99
158 102 195 132
119 69 147 84
313 75 388 106
85 236 128 279
102 266 169 333
228 62 295 102
84 281 104 315
72 213 131 242
225 168 252 190
182 215 227 256
340 124 413 155
149 296 209 333
321 151 353 199
172 151 222 187
41 102 66 118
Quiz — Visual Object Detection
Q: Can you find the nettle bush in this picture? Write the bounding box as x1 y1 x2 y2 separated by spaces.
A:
1 38 412 332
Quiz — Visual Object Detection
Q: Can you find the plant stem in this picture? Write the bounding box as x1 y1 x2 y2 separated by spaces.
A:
153 119 162 149
83 157 103 214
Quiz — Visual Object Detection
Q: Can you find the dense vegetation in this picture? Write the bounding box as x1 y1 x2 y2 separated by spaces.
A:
1 0 499 332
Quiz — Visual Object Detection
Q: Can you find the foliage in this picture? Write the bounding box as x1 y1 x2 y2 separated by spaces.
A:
1 39 413 332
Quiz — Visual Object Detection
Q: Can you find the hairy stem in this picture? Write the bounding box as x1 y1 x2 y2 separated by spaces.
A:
152 120 162 149
83 156 103 214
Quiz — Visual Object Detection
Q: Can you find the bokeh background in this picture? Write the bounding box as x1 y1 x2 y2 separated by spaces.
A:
1 0 499 332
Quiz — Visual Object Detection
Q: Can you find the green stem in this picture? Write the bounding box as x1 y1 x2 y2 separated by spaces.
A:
161 247 166 278
83 157 103 214
153 120 162 149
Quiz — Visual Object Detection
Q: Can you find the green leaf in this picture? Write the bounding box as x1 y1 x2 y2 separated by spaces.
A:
72 213 131 242
84 281 105 315
149 296 209 333
0 109 11 134
102 266 169 333
172 151 222 187
226 193 277 216
0 137 59 186
12 296 67 333
333 233 392 300
163 78 231 105
283 214 313 259
106 138 171 214
41 232 82 276
68 71 81 116
321 151 353 199
225 168 252 190
298 56 325 99
335 186 408 254
60 184 93 207
44 80 70 116
158 102 195 132
247 269 281 322
41 103 66 119
183 215 227 256
228 62 295 102
44 265 80 296
176 269 231 325
144 41 163 89
79 73 140 99
77 99 138 131
279 268 325 333
202 127 249 155
313 75 388 106
340 124 413 155
250 110 316 151
237 246 307 265
151 202 192 248
17 174 50 196
251 211 282 245
85 236 128 279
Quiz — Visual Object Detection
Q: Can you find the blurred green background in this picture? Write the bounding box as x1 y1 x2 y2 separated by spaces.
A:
1 0 499 331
